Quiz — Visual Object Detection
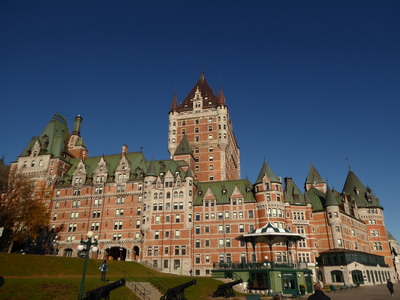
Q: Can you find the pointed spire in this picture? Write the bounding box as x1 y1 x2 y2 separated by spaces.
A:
146 160 157 177
218 87 226 106
325 186 338 207
185 167 193 178
255 160 279 184
174 135 192 155
306 164 325 184
169 91 178 113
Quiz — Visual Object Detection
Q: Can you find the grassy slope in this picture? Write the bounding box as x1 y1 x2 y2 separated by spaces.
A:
0 253 239 299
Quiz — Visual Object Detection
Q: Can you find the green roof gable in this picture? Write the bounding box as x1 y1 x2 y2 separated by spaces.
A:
194 179 255 205
20 113 71 158
283 178 305 205
62 152 147 184
342 170 381 208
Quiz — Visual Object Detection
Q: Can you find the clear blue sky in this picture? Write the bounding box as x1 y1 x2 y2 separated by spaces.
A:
1 1 399 241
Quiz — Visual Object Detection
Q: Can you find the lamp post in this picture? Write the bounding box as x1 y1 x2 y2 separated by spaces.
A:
77 231 98 300
119 247 123 261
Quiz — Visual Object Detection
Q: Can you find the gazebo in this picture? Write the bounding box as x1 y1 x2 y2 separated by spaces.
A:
235 222 306 265
211 222 313 296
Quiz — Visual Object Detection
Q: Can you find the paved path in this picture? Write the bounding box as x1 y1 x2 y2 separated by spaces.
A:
320 283 400 300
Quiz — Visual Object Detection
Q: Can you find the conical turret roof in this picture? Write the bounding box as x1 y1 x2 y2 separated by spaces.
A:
146 160 157 177
305 164 325 184
255 160 280 184
185 167 193 178
218 88 226 106
325 186 338 207
169 92 178 113
174 135 192 156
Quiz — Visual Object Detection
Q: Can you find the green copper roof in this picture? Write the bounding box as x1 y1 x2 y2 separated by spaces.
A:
255 160 280 184
62 152 147 184
194 179 255 205
305 164 325 184
342 170 381 208
185 167 193 178
75 137 85 147
325 186 338 207
20 113 71 158
146 160 157 176
283 178 305 205
174 135 192 155
306 188 326 211
144 159 187 179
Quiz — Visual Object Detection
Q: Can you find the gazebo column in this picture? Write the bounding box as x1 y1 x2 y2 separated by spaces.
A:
268 239 273 263
245 241 249 266
251 240 257 262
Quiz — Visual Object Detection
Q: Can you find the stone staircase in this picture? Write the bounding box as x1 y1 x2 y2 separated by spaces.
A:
126 280 163 300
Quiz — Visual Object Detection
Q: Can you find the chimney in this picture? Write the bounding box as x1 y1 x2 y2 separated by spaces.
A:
72 115 83 135
122 144 128 156
82 149 88 160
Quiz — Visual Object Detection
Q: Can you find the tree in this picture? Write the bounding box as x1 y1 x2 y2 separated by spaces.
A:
0 167 50 253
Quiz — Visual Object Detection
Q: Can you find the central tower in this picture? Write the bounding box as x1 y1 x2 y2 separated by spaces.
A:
168 72 240 182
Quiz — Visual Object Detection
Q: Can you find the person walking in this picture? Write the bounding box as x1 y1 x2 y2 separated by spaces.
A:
99 260 108 282
387 280 394 297
308 283 331 300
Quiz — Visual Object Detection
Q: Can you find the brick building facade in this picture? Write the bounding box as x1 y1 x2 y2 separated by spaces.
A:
11 72 396 284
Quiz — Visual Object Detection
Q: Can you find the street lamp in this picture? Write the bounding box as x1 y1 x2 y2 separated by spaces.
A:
77 231 98 300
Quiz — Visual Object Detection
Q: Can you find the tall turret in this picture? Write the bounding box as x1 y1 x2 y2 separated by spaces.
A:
325 186 342 249
68 115 87 159
167 72 240 182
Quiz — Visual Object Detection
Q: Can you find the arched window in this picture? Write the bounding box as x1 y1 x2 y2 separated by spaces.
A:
166 192 171 199
174 191 178 198
159 193 164 199
179 191 184 198
154 193 158 200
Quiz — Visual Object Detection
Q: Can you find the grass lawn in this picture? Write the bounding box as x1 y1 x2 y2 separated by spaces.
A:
0 253 245 299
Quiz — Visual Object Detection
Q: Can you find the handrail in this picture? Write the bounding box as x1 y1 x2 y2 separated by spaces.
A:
147 271 170 295
123 271 151 300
